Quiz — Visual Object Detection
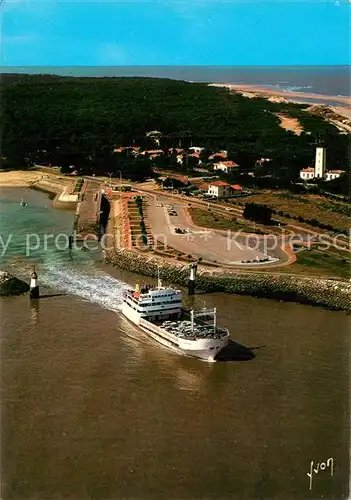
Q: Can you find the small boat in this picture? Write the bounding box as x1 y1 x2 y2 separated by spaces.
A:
20 199 28 207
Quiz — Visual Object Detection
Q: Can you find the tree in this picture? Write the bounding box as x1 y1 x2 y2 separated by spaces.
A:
1 73 347 185
243 203 272 224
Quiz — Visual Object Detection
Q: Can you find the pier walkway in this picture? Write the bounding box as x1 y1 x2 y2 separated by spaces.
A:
75 180 102 240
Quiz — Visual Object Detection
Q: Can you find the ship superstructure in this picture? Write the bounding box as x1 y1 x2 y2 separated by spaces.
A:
121 274 229 362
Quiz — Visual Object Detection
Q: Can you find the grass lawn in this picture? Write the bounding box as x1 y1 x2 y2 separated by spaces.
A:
277 249 350 279
226 190 350 233
188 207 268 234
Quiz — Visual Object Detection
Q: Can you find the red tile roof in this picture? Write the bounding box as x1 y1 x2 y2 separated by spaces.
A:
220 161 239 167
178 176 189 184
209 152 227 160
199 183 209 190
210 181 230 187
168 148 184 153
301 168 314 172
231 184 242 190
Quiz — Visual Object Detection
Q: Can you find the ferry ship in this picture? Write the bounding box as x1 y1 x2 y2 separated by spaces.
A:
121 276 230 362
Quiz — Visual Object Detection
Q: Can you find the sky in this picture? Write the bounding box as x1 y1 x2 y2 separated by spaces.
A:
1 0 350 66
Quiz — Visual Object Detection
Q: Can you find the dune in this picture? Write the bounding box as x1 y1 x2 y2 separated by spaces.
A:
210 83 351 107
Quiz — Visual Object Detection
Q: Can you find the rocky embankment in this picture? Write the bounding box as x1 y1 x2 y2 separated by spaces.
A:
106 248 351 311
0 271 29 296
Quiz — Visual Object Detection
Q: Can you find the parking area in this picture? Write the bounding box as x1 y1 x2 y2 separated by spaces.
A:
147 195 285 265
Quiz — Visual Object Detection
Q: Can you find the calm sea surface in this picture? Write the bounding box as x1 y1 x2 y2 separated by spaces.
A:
0 188 349 499
2 65 350 97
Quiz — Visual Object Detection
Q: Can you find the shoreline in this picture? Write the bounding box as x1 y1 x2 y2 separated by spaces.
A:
0 170 44 188
105 247 351 312
0 169 72 193
28 184 58 198
210 83 351 108
0 170 78 210
1 181 349 310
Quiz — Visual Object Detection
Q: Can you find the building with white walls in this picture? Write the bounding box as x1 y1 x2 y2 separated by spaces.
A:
213 161 239 173
300 146 344 182
325 170 345 181
299 167 315 180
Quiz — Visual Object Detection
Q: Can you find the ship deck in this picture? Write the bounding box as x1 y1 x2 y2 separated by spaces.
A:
149 315 228 341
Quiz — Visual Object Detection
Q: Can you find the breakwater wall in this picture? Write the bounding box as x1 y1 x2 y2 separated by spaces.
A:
106 248 351 311
0 271 29 297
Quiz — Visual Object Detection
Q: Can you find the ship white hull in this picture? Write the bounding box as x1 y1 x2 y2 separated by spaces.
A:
121 303 229 362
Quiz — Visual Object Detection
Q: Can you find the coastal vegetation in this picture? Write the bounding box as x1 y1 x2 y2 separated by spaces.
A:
1 74 349 188
271 249 351 280
73 177 84 193
188 207 267 234
226 191 350 233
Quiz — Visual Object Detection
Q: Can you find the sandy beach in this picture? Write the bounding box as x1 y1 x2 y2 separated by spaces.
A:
0 170 75 195
210 83 351 107
331 106 351 120
0 170 44 187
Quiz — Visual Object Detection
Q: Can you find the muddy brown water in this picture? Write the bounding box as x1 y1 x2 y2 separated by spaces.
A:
0 188 349 499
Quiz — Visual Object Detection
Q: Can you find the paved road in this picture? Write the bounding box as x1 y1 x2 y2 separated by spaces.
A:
147 194 286 266
136 186 350 253
77 178 349 252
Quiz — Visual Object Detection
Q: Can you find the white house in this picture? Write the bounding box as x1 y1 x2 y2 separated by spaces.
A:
207 181 233 198
176 153 202 165
299 167 315 180
213 160 239 173
325 170 345 181
188 146 204 154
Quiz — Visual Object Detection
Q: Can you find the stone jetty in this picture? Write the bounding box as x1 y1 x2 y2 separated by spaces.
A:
106 248 351 312
0 271 30 296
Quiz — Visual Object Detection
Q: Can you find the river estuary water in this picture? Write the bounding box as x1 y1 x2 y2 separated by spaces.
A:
0 188 349 499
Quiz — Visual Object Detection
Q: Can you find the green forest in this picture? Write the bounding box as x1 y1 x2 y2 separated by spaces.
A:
1 73 349 186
